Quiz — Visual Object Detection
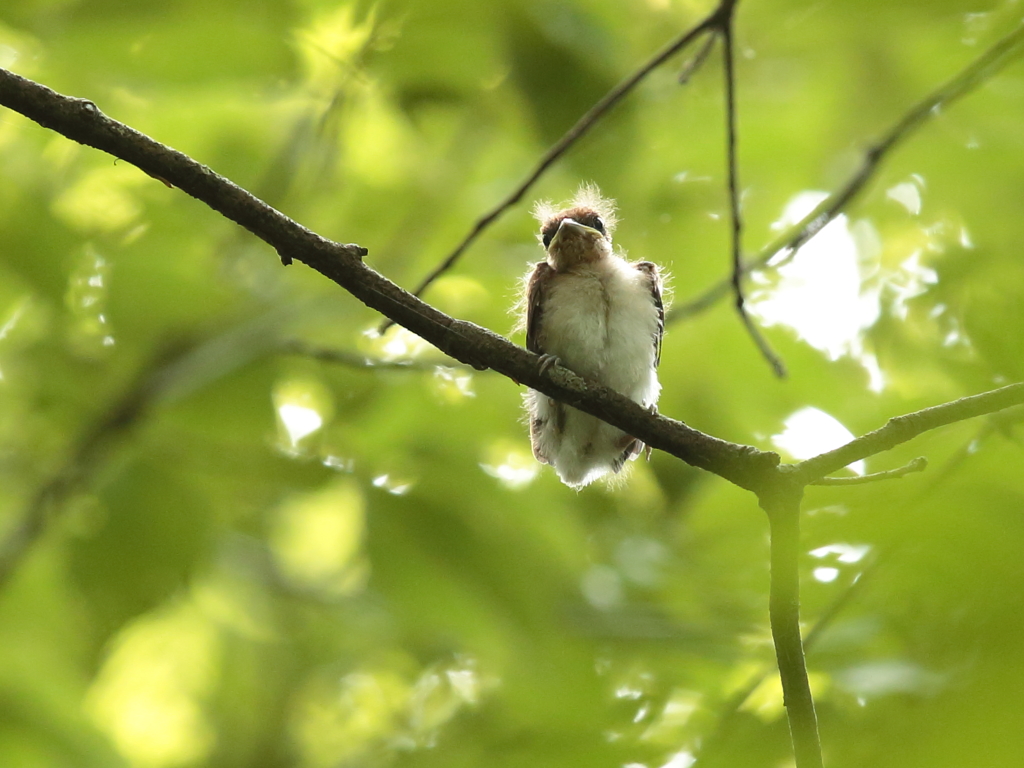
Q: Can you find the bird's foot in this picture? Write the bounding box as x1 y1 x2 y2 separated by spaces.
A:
537 353 561 375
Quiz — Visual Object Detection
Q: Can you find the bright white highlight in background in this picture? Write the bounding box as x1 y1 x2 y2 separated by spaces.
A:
772 407 864 475
479 441 539 489
810 543 871 563
813 567 840 583
372 473 414 496
273 377 334 453
661 750 697 768
750 191 883 390
278 404 323 445
886 175 924 215
751 184 948 394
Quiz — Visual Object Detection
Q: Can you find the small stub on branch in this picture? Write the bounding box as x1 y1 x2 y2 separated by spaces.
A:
74 97 100 115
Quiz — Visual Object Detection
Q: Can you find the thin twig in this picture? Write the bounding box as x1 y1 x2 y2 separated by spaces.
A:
809 456 927 486
669 21 1024 325
0 345 182 589
794 382 1024 483
0 314 305 589
678 30 718 84
282 340 468 371
720 5 786 377
378 3 733 333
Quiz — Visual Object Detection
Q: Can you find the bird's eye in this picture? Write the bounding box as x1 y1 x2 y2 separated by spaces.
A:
542 231 554 248
592 216 606 235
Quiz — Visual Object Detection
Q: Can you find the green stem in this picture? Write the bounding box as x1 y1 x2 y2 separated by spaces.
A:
763 485 823 768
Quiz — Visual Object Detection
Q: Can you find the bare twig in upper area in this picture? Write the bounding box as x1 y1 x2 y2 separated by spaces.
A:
719 9 787 378
378 0 734 333
669 21 1024 325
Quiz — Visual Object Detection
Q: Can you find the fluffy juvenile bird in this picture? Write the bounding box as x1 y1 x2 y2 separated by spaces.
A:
520 185 664 488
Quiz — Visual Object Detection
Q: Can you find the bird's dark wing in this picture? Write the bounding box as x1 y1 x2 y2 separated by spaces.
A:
525 261 554 355
635 261 664 367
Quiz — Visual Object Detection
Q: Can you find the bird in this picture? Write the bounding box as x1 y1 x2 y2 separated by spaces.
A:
519 184 664 488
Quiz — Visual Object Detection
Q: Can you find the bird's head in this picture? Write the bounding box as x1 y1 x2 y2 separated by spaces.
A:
534 184 617 271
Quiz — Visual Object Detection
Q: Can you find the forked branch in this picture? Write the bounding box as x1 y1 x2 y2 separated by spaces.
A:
794 382 1024 484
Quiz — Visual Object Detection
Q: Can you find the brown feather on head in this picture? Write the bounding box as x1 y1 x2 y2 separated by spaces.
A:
533 183 618 248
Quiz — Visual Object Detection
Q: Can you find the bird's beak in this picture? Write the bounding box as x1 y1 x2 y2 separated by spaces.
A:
549 218 601 248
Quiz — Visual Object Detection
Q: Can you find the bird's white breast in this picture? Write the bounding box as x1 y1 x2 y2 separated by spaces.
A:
539 256 660 405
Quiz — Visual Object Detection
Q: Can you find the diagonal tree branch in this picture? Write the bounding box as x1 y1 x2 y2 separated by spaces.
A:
14 65 1017 495
669 21 1024 325
0 66 779 495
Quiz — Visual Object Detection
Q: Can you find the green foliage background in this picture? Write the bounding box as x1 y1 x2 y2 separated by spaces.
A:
1 0 1023 766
